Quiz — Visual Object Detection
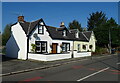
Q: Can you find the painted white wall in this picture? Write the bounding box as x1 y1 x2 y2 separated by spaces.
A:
28 51 90 61
88 32 96 52
29 21 73 54
29 21 53 53
6 23 27 60
74 32 96 52
74 41 89 52
28 52 72 61
52 40 73 53
74 51 91 58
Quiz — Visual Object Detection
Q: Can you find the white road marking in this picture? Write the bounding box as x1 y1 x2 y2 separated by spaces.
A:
117 62 120 65
77 67 110 81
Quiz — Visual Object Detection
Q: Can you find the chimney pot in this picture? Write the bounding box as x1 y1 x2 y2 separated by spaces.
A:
18 16 24 22
60 22 65 27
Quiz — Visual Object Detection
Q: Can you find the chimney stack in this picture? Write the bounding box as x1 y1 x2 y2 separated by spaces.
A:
60 22 65 27
18 16 24 22
83 27 87 32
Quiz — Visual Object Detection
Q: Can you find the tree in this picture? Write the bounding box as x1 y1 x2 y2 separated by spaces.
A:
68 20 82 31
87 11 107 30
93 17 120 48
93 24 109 47
2 24 11 46
110 26 120 47
107 17 118 27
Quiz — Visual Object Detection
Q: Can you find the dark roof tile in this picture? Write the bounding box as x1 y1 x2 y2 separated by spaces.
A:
19 19 42 35
16 19 92 41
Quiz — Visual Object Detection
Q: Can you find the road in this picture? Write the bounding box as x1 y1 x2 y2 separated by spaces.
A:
2 54 120 82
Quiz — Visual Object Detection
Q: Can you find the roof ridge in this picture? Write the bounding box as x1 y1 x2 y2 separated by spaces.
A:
27 22 31 36
83 31 92 33
47 26 58 29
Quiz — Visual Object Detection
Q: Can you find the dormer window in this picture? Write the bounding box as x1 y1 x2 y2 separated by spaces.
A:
38 25 44 34
75 32 79 38
63 30 66 36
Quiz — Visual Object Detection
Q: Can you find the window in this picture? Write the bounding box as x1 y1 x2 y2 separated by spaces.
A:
63 30 66 36
89 45 93 49
62 43 70 52
77 44 80 51
76 32 79 38
35 41 47 53
83 45 86 50
38 25 44 34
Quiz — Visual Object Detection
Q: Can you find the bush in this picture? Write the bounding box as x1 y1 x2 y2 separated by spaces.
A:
94 46 108 55
31 44 36 53
2 46 6 54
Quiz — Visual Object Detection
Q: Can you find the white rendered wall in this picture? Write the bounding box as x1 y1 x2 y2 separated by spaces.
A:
52 40 73 53
29 22 53 53
74 32 96 52
88 32 96 52
74 41 89 52
6 23 27 60
28 52 72 61
74 51 91 58
29 21 73 54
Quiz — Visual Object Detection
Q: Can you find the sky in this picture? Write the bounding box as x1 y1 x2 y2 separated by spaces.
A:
2 2 118 32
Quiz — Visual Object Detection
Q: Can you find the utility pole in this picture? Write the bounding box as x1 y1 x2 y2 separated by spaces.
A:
109 28 111 54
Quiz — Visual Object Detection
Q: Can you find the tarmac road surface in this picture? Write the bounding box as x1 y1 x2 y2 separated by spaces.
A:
2 54 120 82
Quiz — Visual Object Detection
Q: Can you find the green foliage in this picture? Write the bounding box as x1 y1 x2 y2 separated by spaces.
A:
93 23 109 47
31 44 36 53
87 11 107 30
68 20 82 31
107 17 118 27
95 46 108 54
111 26 120 47
87 11 120 48
93 18 119 48
2 24 11 46
2 47 6 54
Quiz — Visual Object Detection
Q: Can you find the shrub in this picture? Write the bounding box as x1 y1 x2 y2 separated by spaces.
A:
94 46 108 55
31 44 36 53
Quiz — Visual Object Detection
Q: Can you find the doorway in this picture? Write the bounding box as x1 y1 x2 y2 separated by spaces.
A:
52 43 58 53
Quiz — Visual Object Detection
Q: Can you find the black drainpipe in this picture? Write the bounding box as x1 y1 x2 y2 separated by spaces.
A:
26 35 29 60
71 40 74 58
26 22 32 60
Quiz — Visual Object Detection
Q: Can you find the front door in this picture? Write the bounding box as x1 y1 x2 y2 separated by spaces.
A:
52 43 58 53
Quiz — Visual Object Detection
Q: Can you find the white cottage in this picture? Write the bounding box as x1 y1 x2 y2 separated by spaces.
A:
6 16 96 61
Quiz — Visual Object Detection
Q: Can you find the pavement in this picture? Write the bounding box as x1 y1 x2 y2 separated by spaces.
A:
1 54 118 76
2 54 120 82
2 54 89 75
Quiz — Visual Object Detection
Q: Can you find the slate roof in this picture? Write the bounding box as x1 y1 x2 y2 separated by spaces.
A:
46 26 91 41
19 19 42 35
15 19 92 41
46 26 76 40
83 31 92 40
